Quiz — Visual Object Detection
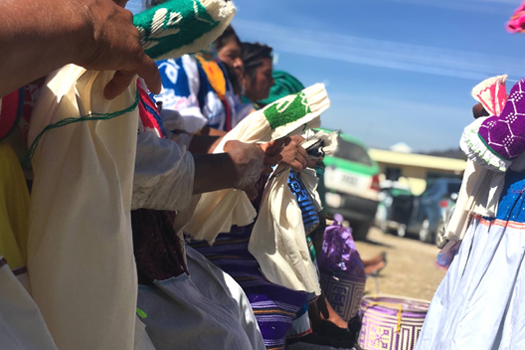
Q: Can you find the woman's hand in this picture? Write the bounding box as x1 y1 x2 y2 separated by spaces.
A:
277 135 317 171
0 0 161 99
224 138 289 199
75 0 161 99
224 140 265 199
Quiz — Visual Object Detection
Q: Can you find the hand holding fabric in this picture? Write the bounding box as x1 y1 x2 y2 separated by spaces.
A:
0 0 160 98
223 138 291 199
74 0 161 99
185 84 330 242
277 135 317 171
224 140 265 199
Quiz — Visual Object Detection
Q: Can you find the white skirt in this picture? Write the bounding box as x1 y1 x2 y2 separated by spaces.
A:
137 246 265 350
416 170 525 350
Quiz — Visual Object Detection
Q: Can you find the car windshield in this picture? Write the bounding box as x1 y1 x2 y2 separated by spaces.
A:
334 137 373 166
422 181 461 199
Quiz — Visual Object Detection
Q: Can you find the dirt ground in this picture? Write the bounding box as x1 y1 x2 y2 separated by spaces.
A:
354 227 447 301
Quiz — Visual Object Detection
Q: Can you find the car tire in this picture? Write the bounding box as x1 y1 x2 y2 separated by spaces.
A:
375 206 388 233
419 219 433 243
378 219 389 233
352 222 370 241
397 224 407 238
436 217 447 248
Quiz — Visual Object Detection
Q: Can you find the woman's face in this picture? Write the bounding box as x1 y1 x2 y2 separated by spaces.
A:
217 38 244 79
245 57 274 102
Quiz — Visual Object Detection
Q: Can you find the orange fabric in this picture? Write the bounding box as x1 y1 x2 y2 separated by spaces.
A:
195 55 227 101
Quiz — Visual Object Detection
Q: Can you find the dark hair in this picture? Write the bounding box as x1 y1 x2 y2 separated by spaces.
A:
214 25 241 51
223 63 241 95
242 43 273 80
472 102 489 119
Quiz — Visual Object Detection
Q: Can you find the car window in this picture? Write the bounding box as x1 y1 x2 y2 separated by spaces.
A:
447 183 461 195
391 188 412 196
334 137 373 166
421 183 439 198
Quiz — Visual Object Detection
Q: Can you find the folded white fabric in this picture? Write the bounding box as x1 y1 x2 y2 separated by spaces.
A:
184 84 330 242
24 2 237 348
0 255 58 350
27 65 139 350
301 129 339 161
248 164 321 295
247 131 337 295
445 75 508 242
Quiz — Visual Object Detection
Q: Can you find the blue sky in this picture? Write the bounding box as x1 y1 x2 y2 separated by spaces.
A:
128 0 525 152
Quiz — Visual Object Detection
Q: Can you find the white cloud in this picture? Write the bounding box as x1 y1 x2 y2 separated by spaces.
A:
233 19 525 81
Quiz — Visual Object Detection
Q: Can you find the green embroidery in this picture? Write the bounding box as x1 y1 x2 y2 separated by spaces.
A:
463 127 506 172
23 88 140 165
263 92 312 130
136 308 148 319
134 0 219 60
477 133 513 161
306 235 316 263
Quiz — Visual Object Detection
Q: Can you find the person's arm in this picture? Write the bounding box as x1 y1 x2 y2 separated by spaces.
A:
133 132 286 211
199 126 227 137
133 133 249 211
0 0 160 99
189 135 223 154
280 135 317 171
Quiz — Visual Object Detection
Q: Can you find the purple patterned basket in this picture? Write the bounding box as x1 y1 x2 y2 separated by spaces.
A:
320 272 366 321
359 295 429 350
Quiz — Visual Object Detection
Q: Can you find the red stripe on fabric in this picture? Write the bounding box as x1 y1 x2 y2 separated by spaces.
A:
0 89 21 139
267 346 285 350
140 87 159 111
222 98 232 131
253 309 298 317
286 328 313 339
137 80 164 138
472 214 525 229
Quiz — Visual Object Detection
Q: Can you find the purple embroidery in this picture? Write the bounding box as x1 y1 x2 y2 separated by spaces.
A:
479 78 525 160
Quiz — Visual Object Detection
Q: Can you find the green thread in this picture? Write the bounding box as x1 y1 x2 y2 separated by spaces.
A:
134 0 219 60
23 89 140 165
463 128 506 172
306 235 317 263
477 132 513 161
136 308 148 319
263 92 312 130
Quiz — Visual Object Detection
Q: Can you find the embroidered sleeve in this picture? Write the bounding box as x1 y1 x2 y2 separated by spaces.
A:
155 56 208 134
461 117 511 172
132 132 195 212
475 78 525 170
460 75 512 172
